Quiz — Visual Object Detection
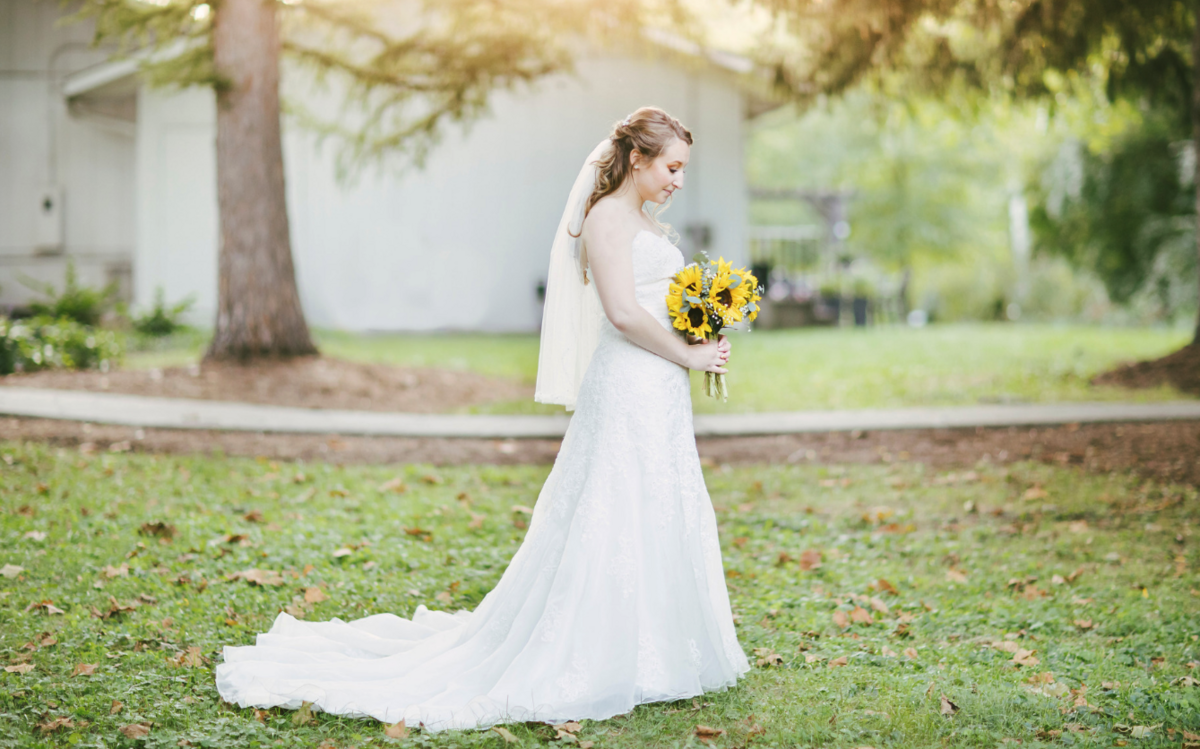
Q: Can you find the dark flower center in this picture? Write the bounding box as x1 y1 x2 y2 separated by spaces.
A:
688 307 705 327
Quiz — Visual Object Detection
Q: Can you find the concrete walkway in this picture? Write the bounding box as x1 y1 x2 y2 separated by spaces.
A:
1 386 1197 439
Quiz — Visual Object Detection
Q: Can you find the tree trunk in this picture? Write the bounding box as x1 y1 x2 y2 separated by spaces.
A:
206 0 317 361
1194 0 1200 345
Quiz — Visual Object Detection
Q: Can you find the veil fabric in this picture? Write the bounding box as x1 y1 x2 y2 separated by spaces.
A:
534 139 613 411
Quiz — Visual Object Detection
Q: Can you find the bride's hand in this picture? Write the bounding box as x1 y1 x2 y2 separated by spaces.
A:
687 338 728 374
716 334 731 360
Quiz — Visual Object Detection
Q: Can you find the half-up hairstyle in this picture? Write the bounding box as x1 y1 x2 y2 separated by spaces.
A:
571 106 693 243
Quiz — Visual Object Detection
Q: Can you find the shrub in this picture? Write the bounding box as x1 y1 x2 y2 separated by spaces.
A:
0 316 123 375
20 260 119 326
133 288 196 337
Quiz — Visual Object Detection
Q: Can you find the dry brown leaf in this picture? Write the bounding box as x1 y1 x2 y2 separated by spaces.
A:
292 701 316 726
384 719 409 739
4 663 34 674
303 587 328 604
1012 649 1040 667
798 549 823 570
868 596 890 614
380 477 409 494
828 656 849 668
110 700 123 715
1 564 23 578
492 726 519 743
946 569 968 584
753 647 783 667
119 723 152 739
940 694 960 716
229 569 285 586
139 521 177 540
1023 485 1048 501
694 725 727 739
805 654 824 664
37 717 75 733
168 647 209 669
468 513 486 529
71 663 97 677
832 610 850 629
991 640 1021 653
874 578 898 595
102 564 129 578
24 531 47 541
1073 619 1094 630
435 591 453 604
881 646 898 657
850 606 873 625
903 647 919 659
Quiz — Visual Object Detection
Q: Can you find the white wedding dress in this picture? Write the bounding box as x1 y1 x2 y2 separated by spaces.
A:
215 229 750 730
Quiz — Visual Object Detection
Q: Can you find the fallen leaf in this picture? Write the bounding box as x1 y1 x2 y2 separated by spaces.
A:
694 725 727 740
138 522 177 540
991 640 1022 653
1012 649 1040 667
881 646 898 657
874 578 898 595
4 663 34 674
253 709 269 723
868 596 890 614
850 606 873 625
110 700 123 714
71 663 97 677
380 477 409 494
0 564 23 578
1023 485 1047 501
37 717 75 733
119 723 152 739
798 549 823 570
903 647 919 659
832 610 850 629
828 656 849 668
753 647 783 667
24 531 47 541
168 647 209 668
384 719 409 738
243 510 264 523
946 569 968 584
1172 676 1200 687
228 569 285 586
492 726 518 743
292 701 316 726
435 591 453 604
940 694 960 716
304 587 328 604
103 563 129 578
25 600 65 615
468 513 486 529
1073 619 1094 630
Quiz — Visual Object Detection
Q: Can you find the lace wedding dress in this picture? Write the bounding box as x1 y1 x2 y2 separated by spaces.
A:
215 229 750 731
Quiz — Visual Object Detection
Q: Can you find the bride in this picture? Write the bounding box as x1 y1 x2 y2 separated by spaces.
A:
215 106 750 731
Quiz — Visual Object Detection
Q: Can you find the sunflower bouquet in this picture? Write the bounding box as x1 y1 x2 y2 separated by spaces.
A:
666 256 763 401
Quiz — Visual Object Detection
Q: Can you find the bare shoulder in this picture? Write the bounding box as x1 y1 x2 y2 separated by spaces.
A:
581 199 637 256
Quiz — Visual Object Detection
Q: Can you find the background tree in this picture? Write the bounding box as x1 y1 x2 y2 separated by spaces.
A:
73 0 671 361
752 0 1199 348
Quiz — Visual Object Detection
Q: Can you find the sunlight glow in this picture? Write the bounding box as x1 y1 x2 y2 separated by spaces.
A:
191 3 211 20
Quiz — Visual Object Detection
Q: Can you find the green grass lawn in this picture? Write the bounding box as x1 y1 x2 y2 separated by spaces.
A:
2 442 1198 747
126 324 1192 414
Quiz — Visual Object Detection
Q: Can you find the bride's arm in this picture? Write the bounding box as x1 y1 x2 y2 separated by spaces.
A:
584 215 727 374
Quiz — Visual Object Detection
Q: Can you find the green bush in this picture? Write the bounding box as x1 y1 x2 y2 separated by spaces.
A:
0 316 123 375
20 260 119 326
133 288 196 337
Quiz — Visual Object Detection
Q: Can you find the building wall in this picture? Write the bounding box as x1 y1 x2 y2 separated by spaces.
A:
136 53 748 331
0 0 135 308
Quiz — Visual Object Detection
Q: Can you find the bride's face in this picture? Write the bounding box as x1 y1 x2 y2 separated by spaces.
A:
632 138 689 204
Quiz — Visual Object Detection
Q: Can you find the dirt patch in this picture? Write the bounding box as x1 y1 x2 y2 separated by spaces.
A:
5 417 1198 487
0 356 531 413
1094 341 1200 396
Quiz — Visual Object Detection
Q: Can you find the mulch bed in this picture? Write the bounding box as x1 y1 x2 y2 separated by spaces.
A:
5 417 1198 488
1094 341 1200 396
0 356 531 413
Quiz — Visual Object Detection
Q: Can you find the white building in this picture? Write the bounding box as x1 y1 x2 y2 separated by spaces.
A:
1 1 777 332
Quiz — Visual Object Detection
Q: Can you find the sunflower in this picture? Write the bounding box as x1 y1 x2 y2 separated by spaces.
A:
667 264 712 336
707 257 752 324
743 271 763 322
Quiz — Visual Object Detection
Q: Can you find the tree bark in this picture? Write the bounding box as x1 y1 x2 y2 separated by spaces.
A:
206 0 317 361
1194 0 1200 345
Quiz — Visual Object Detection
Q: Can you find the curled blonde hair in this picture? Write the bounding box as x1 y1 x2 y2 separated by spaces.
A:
572 106 693 244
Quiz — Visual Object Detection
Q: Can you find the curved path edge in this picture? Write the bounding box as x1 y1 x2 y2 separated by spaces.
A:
0 387 1197 439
